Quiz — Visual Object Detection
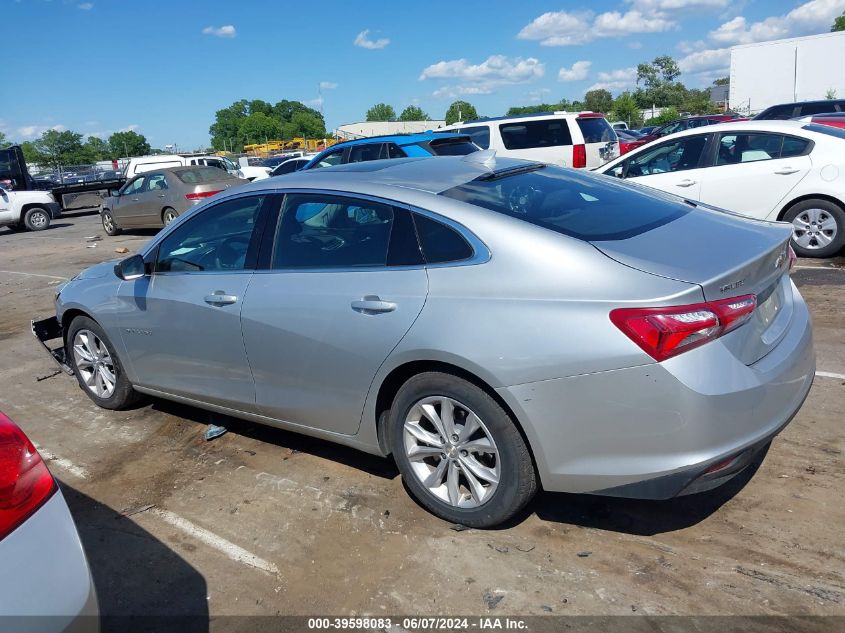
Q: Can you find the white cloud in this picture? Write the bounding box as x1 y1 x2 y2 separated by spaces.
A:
420 55 544 83
677 39 707 53
16 124 66 140
678 47 730 74
518 9 673 46
354 29 389 49
558 60 591 81
319 81 337 90
527 88 552 103
709 0 845 45
626 0 728 14
586 67 638 92
432 85 494 99
77 2 94 9
118 124 140 133
305 97 324 108
202 25 236 38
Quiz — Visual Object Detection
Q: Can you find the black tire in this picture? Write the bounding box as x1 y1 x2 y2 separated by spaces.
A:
389 372 537 528
162 207 179 226
783 199 845 258
23 207 51 231
66 316 140 410
101 210 121 236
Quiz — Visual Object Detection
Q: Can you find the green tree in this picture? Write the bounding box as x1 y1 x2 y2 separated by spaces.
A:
681 88 719 115
398 105 429 121
713 77 730 86
84 136 110 161
108 131 151 158
825 88 838 99
0 131 9 148
636 56 685 108
239 112 284 144
609 92 643 126
832 11 845 31
583 89 614 114
644 107 680 126
21 141 39 165
209 99 326 151
31 130 88 168
366 103 396 122
281 111 328 139
444 100 479 125
210 99 249 151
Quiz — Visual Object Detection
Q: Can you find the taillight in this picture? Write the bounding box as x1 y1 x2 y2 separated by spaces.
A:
0 412 56 541
185 190 222 201
572 144 586 168
610 294 757 362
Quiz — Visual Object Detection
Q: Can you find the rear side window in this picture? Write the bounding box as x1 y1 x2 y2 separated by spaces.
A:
803 123 845 140
386 143 406 158
175 167 235 183
756 104 795 120
781 136 811 157
576 117 616 144
499 120 573 150
413 214 473 263
457 126 490 149
439 165 689 242
716 133 808 164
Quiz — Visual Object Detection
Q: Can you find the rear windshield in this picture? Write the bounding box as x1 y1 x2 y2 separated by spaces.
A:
499 119 573 150
426 138 479 156
439 165 689 241
175 167 236 184
576 117 617 144
803 123 845 140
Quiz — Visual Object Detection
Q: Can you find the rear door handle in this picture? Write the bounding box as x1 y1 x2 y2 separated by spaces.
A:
774 167 799 175
204 291 238 306
158 194 166 198
351 296 397 315
676 179 697 187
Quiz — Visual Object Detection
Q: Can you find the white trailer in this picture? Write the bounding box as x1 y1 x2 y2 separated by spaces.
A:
729 31 845 115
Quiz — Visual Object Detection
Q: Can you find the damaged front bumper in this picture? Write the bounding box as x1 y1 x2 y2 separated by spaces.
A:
31 316 73 375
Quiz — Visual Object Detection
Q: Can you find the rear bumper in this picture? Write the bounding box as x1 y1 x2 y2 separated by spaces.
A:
498 280 815 498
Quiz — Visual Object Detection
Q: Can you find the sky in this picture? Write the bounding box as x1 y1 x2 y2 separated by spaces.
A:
3 0 844 149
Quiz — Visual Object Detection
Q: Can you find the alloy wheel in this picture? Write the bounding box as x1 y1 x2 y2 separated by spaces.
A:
403 396 500 508
163 210 178 225
102 212 115 233
792 208 838 250
72 329 117 399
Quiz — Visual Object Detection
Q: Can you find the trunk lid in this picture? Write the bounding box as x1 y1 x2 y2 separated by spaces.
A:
591 207 794 365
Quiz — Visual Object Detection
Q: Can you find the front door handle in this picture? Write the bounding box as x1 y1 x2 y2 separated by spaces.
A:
351 296 397 315
131 197 140 201
158 194 166 198
774 167 799 175
204 291 238 306
676 179 697 187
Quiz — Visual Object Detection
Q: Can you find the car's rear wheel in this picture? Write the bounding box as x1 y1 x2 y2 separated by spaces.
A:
23 207 50 231
66 316 139 410
101 210 121 236
389 372 537 527
784 199 845 258
162 208 178 225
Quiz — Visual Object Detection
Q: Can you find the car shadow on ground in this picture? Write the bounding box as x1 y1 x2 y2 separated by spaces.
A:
521 449 766 536
146 397 400 480
61 483 210 633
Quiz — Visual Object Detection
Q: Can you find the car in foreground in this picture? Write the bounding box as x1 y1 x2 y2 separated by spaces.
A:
100 166 247 235
0 411 98 627
753 99 845 120
438 111 618 169
34 155 814 527
599 120 845 258
635 114 742 145
302 132 478 170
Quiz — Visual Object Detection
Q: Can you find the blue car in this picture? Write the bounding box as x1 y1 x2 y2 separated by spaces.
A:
303 132 477 170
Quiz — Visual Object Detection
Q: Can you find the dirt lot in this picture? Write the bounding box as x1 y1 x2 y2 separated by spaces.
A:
1 212 843 630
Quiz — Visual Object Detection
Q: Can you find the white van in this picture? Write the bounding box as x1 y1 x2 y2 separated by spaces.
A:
438 111 619 169
122 155 241 178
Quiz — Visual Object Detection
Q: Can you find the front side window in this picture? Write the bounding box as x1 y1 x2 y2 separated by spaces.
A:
311 149 345 169
625 134 710 176
458 126 491 149
121 176 146 195
499 120 573 150
273 194 394 269
716 133 785 165
156 195 265 272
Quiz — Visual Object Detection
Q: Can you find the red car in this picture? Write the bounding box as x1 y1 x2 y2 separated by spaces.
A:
636 114 741 145
616 129 648 155
800 113 845 130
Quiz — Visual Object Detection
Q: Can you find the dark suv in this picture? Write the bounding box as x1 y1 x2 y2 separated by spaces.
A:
637 114 741 144
753 99 845 120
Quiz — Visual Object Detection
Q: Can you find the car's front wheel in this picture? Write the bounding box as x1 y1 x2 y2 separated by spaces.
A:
785 199 845 258
66 316 139 410
23 207 51 231
389 372 537 528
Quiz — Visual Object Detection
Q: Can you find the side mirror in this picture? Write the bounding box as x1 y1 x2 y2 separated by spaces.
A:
114 254 147 281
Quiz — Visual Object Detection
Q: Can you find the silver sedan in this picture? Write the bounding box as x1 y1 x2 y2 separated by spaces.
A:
34 155 814 527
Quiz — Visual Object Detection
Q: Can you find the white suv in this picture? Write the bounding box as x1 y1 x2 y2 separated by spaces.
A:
438 111 619 169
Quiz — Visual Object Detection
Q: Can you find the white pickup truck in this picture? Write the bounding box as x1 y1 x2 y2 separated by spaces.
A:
0 186 61 232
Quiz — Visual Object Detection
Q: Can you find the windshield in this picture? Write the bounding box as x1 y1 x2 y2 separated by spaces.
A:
439 164 689 241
